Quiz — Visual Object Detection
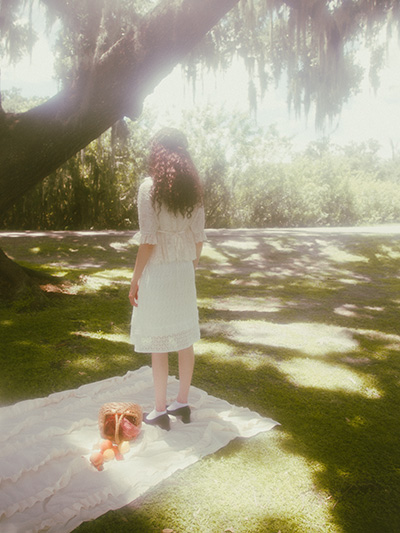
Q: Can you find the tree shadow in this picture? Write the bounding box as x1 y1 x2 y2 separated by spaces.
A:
196 228 400 532
0 230 137 273
1 228 400 532
191 330 400 532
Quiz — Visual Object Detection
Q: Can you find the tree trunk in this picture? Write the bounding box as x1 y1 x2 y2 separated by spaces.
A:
0 0 239 300
0 248 47 303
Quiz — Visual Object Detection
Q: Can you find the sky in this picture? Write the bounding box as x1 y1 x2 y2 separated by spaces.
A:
2 10 400 159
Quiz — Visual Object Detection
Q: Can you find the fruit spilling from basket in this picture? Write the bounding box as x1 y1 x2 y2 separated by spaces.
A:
90 402 142 471
90 439 131 470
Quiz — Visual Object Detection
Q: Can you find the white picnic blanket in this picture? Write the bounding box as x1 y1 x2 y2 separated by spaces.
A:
0 366 278 533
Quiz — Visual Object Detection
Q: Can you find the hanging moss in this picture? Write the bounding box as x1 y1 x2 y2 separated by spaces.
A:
2 1 399 128
182 0 399 128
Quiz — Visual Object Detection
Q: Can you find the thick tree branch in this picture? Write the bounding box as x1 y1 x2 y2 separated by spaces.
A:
0 0 239 215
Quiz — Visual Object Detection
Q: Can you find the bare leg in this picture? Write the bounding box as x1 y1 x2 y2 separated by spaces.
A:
151 353 169 412
177 345 195 404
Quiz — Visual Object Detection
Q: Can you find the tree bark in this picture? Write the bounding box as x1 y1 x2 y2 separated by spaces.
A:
0 246 58 300
0 248 40 300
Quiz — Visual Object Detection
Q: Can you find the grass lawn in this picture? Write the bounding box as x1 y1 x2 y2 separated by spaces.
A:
1 227 400 533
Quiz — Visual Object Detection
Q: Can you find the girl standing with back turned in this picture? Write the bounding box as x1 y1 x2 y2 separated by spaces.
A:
129 128 205 431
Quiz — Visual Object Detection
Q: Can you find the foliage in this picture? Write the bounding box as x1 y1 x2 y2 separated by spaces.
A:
2 95 400 230
1 87 46 112
50 0 154 88
233 138 400 228
0 0 37 64
173 106 400 228
2 1 400 126
182 0 397 127
2 0 400 243
1 91 154 230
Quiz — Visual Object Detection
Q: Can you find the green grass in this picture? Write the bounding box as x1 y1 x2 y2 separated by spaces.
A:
1 228 400 533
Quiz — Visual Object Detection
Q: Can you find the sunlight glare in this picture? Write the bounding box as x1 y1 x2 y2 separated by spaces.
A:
109 241 131 252
73 331 130 344
222 239 260 250
318 242 369 263
94 268 132 279
226 320 359 356
334 304 358 317
376 245 400 260
69 356 106 371
201 243 230 264
278 358 382 398
196 341 231 357
213 296 284 313
337 277 363 285
73 269 131 292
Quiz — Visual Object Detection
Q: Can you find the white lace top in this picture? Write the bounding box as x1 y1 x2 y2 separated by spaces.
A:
134 177 206 264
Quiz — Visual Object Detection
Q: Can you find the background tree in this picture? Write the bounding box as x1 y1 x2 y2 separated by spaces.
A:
1 0 400 298
4 98 400 232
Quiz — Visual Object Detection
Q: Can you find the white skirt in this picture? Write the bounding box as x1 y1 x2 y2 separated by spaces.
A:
130 260 200 353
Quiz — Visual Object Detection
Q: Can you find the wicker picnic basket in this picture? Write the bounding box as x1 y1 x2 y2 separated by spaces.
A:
98 402 143 444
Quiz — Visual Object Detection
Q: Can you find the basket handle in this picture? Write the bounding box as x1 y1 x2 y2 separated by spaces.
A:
114 413 123 443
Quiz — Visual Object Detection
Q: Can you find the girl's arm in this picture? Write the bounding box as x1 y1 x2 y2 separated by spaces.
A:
129 244 155 306
193 241 203 269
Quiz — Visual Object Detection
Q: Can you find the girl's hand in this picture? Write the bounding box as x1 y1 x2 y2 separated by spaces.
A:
129 281 139 307
129 244 154 307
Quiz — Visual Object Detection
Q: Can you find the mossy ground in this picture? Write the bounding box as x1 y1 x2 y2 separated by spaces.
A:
1 227 400 533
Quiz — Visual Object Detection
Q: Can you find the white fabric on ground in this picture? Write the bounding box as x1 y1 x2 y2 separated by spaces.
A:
0 366 279 533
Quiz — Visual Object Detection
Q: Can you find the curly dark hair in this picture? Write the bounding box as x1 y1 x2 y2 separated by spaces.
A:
149 128 203 218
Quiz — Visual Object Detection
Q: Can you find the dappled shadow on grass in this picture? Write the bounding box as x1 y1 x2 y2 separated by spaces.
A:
192 338 400 533
197 228 400 532
75 465 306 533
0 230 137 272
0 333 149 406
1 228 400 532
201 227 400 338
0 287 147 405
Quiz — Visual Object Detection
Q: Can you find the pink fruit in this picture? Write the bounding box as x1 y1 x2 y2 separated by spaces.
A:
103 448 115 462
90 451 104 468
99 439 113 452
118 441 130 455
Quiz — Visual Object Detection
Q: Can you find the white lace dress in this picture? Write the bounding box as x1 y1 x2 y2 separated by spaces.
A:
130 177 206 353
